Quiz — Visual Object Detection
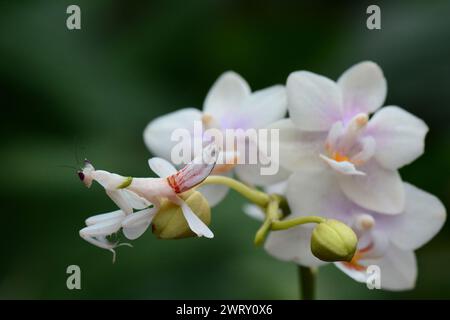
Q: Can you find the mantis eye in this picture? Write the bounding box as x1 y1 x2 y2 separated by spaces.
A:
78 171 85 181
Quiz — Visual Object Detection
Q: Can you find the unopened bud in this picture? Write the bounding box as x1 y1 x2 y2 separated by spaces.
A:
152 191 211 239
311 219 357 262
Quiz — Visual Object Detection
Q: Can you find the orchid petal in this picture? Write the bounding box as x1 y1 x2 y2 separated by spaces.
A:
388 183 446 250
143 108 202 161
368 106 428 170
286 168 352 223
287 71 342 131
203 71 250 121
337 61 387 116
234 163 291 187
337 161 405 214
243 204 265 221
265 180 289 195
337 244 417 291
320 155 366 176
233 131 291 186
148 157 177 178
267 119 325 172
350 136 376 164
237 85 287 128
334 261 368 284
264 225 328 267
197 183 230 207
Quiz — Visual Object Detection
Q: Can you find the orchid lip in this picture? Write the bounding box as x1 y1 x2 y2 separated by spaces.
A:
341 242 374 271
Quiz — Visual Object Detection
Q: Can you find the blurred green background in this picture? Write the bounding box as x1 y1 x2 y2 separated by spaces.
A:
1 0 449 299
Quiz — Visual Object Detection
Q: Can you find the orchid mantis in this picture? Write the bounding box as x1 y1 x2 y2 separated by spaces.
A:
78 144 219 261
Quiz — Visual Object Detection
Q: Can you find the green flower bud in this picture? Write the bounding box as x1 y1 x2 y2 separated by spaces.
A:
310 219 357 262
152 191 211 239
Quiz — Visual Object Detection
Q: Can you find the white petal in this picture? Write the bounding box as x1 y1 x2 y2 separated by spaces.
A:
237 85 287 128
376 246 417 291
243 204 265 221
264 225 328 267
368 106 428 170
286 168 352 223
320 155 366 176
337 61 387 115
143 108 202 160
388 183 446 250
234 163 291 187
265 180 289 195
334 261 368 284
178 197 214 238
148 157 177 178
286 71 342 131
197 183 229 207
351 136 376 164
122 208 157 240
325 121 345 150
267 119 326 172
367 245 417 291
232 131 291 186
203 71 250 121
335 245 417 291
337 161 405 214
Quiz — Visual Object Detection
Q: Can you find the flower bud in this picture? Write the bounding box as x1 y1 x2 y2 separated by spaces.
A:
152 191 211 239
310 219 357 262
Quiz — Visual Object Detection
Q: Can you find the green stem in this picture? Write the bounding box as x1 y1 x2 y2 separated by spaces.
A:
201 175 270 207
254 196 281 246
201 175 321 300
298 266 317 300
254 218 272 246
271 216 325 230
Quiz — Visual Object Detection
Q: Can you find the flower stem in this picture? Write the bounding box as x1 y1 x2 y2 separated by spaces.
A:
298 266 317 300
254 196 282 246
201 175 270 207
271 216 325 230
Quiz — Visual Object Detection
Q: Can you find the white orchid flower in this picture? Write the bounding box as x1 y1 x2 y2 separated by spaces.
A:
263 168 446 290
144 71 289 206
269 61 428 214
78 144 219 259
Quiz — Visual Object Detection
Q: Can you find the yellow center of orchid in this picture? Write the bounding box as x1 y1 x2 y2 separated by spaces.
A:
331 151 351 163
